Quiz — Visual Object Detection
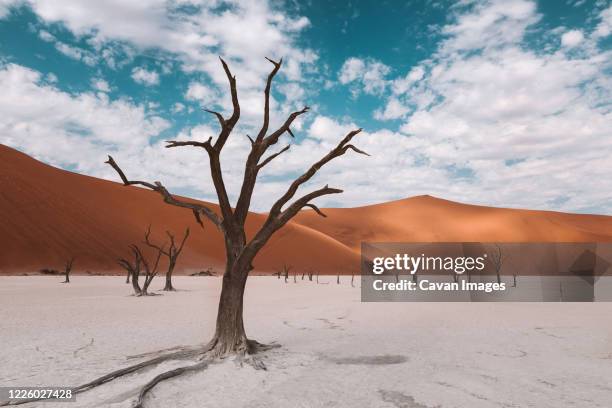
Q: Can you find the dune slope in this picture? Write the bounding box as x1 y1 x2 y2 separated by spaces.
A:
292 196 612 249
0 145 358 274
1 144 611 275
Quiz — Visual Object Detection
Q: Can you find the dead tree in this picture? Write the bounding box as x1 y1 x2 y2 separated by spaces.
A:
277 264 291 283
26 57 365 406
119 245 143 295
61 257 75 283
337 272 340 284
137 245 164 296
307 269 314 281
106 56 364 359
118 244 164 296
144 226 190 291
486 243 508 284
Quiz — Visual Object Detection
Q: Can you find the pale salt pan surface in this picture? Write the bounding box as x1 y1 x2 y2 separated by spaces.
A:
1 276 611 407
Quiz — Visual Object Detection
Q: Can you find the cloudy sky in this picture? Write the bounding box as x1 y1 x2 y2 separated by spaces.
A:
0 0 611 214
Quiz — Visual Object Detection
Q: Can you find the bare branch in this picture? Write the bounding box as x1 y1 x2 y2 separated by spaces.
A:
302 203 327 217
257 145 290 170
263 106 309 148
203 109 225 129
246 134 255 146
344 144 370 156
105 156 223 230
173 228 190 255
278 185 342 224
246 185 342 256
233 104 307 225
215 56 240 151
256 57 282 141
165 138 213 153
163 138 232 222
144 225 170 256
105 156 157 190
269 128 363 216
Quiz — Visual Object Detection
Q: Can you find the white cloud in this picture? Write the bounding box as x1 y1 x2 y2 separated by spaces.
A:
440 0 540 53
391 0 612 213
55 42 96 66
594 5 612 38
37 28 98 66
339 57 390 96
38 29 54 42
561 29 584 47
374 98 410 121
92 78 110 93
4 0 317 92
338 58 365 84
391 66 425 95
172 102 185 113
0 0 14 18
185 81 215 103
0 63 169 176
131 67 159 86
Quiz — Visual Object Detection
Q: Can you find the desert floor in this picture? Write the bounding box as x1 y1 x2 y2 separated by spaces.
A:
1 276 611 408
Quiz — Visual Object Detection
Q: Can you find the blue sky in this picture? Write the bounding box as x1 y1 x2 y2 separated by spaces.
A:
0 0 611 213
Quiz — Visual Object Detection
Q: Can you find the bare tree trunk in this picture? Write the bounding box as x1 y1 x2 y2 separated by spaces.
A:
144 226 189 292
351 273 354 287
131 269 142 295
164 261 176 291
206 259 252 356
62 257 74 283
126 269 130 284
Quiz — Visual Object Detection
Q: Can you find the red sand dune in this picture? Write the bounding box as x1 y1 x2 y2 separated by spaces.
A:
1 144 611 275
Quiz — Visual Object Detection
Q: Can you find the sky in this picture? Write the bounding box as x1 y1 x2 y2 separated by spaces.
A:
0 0 610 214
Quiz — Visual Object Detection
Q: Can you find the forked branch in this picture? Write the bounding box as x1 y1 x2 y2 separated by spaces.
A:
270 128 365 217
105 156 222 231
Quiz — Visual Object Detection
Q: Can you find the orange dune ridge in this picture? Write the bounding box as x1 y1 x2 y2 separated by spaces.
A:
1 144 611 275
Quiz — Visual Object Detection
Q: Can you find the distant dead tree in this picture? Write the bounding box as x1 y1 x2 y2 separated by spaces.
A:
34 57 368 405
485 243 508 284
351 273 355 287
61 257 75 283
125 265 131 284
119 245 142 295
118 244 164 296
144 226 190 291
336 272 340 284
277 264 291 283
307 268 314 281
